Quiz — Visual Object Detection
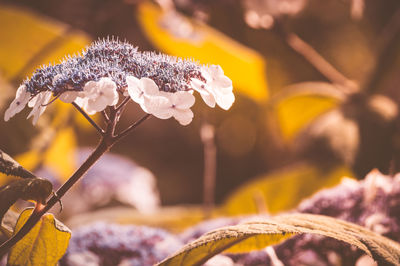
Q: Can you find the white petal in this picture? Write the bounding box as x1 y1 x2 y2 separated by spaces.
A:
27 91 52 125
191 78 216 108
172 91 195 109
144 96 173 119
79 78 119 114
4 85 31 121
59 91 79 103
141 78 160 96
173 108 194 126
82 81 99 99
126 76 144 104
215 90 235 110
214 76 232 91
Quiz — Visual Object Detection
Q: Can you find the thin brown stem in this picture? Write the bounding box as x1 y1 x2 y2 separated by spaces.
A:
0 137 110 257
72 102 104 135
113 114 151 142
200 123 217 216
274 21 358 93
363 8 400 93
0 108 150 256
116 96 131 112
101 110 110 122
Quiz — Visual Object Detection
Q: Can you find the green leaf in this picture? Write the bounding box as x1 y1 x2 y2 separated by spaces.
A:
8 208 71 266
158 213 400 266
0 149 36 179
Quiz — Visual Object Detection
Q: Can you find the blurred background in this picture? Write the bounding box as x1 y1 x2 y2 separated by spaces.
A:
0 0 399 219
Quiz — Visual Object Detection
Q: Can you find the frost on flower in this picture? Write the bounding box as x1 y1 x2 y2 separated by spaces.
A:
3 38 234 125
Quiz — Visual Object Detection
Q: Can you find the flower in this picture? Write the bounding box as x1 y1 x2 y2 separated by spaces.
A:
125 76 160 112
126 76 195 125
3 38 234 126
27 91 52 125
191 65 234 110
145 91 195 126
75 77 119 115
4 85 31 122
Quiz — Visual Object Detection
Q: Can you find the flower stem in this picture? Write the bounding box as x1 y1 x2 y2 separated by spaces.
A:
72 102 104 135
0 109 150 256
200 122 217 216
0 136 110 257
273 20 358 93
113 114 151 142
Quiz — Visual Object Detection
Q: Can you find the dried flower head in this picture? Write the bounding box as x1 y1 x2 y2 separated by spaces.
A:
4 38 234 125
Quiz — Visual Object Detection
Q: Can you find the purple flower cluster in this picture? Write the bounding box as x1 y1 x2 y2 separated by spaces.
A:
25 37 203 96
231 171 400 265
60 222 182 266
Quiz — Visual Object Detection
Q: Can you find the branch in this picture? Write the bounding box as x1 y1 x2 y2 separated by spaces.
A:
113 114 151 142
0 109 151 256
200 123 217 216
72 102 104 135
363 8 400 93
0 136 110 256
273 21 358 93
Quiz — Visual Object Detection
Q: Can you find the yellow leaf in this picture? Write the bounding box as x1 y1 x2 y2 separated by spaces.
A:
137 2 268 102
43 128 77 181
271 82 344 141
67 206 209 233
2 127 77 185
222 163 353 215
0 6 89 80
8 208 71 266
158 213 400 266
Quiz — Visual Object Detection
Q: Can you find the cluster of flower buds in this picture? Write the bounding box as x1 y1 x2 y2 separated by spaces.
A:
4 38 234 125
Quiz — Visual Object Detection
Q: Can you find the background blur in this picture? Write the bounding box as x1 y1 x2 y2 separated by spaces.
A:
0 0 399 214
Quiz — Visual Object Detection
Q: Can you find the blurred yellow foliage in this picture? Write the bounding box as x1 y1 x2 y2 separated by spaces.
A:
137 2 268 102
275 95 339 141
0 6 89 81
222 163 353 215
16 128 77 182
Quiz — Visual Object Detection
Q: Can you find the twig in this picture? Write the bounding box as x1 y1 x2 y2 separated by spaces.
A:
200 122 217 215
0 136 110 257
363 8 400 93
273 20 358 93
113 114 151 141
116 96 131 112
0 108 150 256
101 110 110 122
72 102 104 135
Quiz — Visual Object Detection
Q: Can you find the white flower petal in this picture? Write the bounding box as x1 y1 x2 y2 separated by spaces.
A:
170 91 195 109
215 90 235 110
199 64 234 110
191 78 216 108
144 96 173 119
27 91 52 125
126 76 144 104
141 78 160 96
59 91 79 103
4 85 31 121
173 108 194 126
78 78 119 114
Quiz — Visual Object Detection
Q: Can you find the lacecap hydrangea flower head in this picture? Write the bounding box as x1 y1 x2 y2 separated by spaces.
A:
4 38 234 126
